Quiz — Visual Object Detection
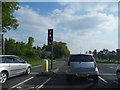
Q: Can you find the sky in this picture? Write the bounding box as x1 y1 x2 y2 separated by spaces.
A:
4 2 118 54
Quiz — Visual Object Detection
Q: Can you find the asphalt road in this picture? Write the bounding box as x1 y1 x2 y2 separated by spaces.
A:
1 60 120 90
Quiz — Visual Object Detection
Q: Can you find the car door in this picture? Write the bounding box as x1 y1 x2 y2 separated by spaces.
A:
9 56 22 76
15 57 27 73
1 56 20 77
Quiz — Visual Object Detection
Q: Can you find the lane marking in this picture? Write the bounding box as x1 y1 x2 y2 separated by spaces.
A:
30 73 39 75
100 73 116 75
37 78 51 89
113 81 118 84
9 77 34 90
53 68 59 73
99 76 108 83
109 67 115 69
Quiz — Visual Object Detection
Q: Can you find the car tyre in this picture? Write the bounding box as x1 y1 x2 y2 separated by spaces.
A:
25 67 31 75
0 72 8 84
116 70 120 83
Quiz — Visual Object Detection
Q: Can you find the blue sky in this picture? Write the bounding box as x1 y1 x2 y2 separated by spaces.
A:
5 2 118 54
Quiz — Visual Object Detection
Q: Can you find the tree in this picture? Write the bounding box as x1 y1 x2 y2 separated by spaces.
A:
89 51 92 54
93 49 98 60
53 42 70 58
27 37 34 49
1 2 20 32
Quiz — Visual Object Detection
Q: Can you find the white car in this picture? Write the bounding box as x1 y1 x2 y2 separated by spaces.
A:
116 64 120 83
0 55 31 83
66 54 99 81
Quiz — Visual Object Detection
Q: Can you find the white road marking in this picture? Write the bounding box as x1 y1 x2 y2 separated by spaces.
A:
30 72 39 75
113 81 118 84
16 86 22 89
100 73 116 75
53 68 59 73
109 67 114 69
99 76 108 83
9 77 34 90
37 78 51 89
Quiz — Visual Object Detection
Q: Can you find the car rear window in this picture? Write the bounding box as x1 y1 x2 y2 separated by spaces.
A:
69 55 94 62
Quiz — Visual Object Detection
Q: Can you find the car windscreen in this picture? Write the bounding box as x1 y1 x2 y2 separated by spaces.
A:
69 55 94 62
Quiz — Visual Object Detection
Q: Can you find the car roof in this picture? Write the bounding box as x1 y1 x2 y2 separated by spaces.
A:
0 55 18 57
70 54 93 56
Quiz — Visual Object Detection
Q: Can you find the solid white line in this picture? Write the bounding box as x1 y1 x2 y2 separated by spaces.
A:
9 77 34 89
100 73 116 75
99 76 108 83
37 78 51 89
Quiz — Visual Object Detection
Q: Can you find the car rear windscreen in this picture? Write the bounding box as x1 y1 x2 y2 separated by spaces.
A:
69 55 94 62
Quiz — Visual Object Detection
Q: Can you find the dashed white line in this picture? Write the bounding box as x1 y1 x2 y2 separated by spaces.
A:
99 76 108 83
37 78 51 89
8 77 34 90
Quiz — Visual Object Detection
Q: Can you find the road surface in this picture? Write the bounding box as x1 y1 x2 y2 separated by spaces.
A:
1 60 120 89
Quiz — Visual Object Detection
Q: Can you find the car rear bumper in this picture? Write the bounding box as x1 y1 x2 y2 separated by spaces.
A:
66 68 99 76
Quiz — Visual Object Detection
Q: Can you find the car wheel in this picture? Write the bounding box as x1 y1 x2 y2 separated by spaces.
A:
25 67 31 75
116 70 120 83
0 72 8 84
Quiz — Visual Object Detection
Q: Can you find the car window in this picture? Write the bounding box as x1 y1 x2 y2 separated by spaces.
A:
14 57 25 63
1 57 14 63
69 55 94 62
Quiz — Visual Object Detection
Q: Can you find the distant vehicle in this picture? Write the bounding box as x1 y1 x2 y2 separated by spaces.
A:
0 55 31 83
116 64 120 83
66 54 99 81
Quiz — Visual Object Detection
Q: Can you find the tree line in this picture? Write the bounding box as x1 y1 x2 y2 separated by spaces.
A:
5 37 70 60
86 49 117 60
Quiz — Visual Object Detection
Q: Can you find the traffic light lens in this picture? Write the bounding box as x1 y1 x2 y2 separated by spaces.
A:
49 34 52 37
49 31 52 33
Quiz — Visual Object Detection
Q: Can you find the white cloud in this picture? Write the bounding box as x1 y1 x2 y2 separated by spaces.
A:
5 3 118 53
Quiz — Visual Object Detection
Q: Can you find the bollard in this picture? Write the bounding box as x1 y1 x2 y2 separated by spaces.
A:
42 59 48 73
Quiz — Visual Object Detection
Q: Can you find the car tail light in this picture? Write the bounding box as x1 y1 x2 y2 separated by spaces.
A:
94 61 97 68
68 61 70 66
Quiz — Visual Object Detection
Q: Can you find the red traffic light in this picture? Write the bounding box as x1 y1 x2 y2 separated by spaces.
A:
49 30 52 33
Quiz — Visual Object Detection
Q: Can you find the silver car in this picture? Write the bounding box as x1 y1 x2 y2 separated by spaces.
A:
116 64 120 83
66 54 99 81
0 55 31 83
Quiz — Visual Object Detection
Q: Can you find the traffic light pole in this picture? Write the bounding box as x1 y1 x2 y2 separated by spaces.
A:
51 44 53 69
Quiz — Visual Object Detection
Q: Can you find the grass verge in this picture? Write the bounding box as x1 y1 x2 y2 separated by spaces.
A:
20 56 52 66
96 59 120 64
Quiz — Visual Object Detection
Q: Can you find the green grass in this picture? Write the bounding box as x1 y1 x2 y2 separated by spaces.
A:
20 56 52 66
96 59 120 64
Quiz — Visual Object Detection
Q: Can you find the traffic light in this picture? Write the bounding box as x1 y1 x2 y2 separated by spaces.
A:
48 29 53 45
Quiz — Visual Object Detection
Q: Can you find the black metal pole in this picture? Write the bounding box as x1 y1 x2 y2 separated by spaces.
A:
51 45 53 69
